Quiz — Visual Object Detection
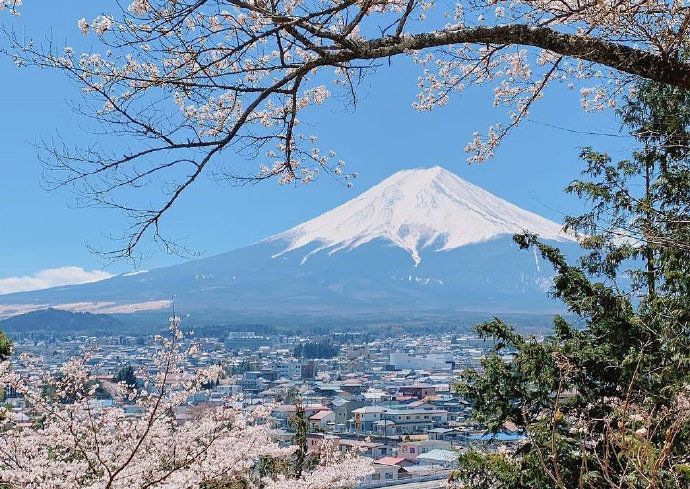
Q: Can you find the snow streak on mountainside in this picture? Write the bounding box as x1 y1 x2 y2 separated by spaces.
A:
270 166 574 264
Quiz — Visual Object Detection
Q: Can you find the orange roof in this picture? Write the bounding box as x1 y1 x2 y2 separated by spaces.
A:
309 410 334 420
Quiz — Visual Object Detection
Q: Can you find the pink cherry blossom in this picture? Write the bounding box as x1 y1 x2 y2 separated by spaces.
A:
0 315 372 488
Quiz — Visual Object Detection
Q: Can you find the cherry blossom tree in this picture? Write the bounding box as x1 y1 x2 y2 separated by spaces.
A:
5 0 690 258
0 0 20 16
0 315 372 488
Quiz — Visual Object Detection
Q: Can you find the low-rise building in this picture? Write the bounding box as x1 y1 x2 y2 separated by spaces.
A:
399 439 453 460
352 406 386 432
416 448 459 468
399 384 437 399
309 409 335 431
378 408 449 435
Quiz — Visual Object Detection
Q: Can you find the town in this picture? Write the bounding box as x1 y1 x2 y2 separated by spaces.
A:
3 327 523 488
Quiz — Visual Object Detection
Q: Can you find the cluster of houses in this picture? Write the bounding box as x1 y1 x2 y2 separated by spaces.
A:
5 330 524 487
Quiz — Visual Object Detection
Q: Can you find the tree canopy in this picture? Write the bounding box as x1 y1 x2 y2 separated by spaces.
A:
0 330 10 361
114 365 138 388
293 341 339 359
0 1 20 16
455 81 690 488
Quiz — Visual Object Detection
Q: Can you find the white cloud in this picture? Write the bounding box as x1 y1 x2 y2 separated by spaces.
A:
0 267 114 295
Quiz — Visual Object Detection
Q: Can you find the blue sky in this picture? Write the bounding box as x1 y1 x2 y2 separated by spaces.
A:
0 2 633 292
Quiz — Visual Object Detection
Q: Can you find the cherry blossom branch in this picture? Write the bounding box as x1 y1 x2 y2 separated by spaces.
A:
5 0 690 259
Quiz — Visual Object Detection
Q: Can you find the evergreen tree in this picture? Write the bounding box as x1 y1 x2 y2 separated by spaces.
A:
455 82 690 488
293 342 339 359
114 365 137 388
0 330 10 404
290 398 310 478
0 330 11 361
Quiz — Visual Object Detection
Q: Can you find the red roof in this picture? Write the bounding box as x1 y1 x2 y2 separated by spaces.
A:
375 456 408 466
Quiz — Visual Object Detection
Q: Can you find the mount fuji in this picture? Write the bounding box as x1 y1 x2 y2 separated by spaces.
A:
270 166 569 264
0 166 579 325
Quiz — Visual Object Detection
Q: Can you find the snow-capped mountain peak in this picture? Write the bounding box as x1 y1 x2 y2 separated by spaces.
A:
270 166 573 264
0 165 579 320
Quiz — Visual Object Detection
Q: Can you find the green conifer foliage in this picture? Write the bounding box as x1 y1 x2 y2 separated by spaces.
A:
456 83 690 488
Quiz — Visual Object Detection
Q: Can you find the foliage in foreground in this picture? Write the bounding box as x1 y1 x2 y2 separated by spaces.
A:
455 82 690 488
0 315 372 488
5 0 690 259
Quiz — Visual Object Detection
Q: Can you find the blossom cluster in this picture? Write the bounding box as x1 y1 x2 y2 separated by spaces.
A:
0 315 372 488
8 0 688 257
0 0 20 15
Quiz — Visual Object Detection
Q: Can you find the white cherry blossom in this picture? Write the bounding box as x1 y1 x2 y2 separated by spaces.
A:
6 0 690 258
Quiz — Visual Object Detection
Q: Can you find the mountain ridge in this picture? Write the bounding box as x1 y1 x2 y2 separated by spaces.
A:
0 308 123 333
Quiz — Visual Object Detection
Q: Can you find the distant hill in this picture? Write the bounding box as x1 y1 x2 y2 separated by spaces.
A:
0 308 123 334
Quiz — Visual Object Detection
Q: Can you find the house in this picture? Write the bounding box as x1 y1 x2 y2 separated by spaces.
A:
257 387 283 403
366 463 399 484
340 380 363 395
309 409 335 431
375 456 414 468
407 400 434 409
271 404 297 429
306 435 392 458
7 410 31 428
351 406 386 432
362 389 392 404
239 371 269 393
306 433 340 453
337 439 391 458
427 427 466 442
415 448 459 468
314 383 343 397
368 456 415 483
331 397 366 431
399 384 437 399
305 404 331 416
399 440 453 461
271 429 295 446
210 383 241 399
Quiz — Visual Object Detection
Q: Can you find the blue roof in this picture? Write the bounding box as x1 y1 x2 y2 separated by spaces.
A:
467 432 525 442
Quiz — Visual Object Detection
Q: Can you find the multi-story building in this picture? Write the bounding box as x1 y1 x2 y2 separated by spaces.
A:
331 397 366 431
376 408 449 435
275 360 301 379
301 360 317 380
351 406 386 432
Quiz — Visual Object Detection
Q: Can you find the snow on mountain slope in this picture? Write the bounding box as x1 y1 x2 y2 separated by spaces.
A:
270 166 574 264
0 166 580 321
